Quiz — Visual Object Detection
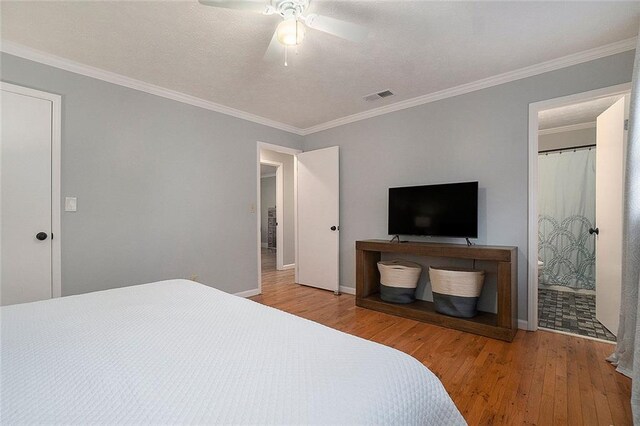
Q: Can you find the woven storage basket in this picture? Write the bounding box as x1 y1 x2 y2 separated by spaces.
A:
377 260 422 304
429 266 485 318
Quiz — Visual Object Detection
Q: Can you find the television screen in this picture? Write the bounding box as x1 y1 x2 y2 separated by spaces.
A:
388 182 478 238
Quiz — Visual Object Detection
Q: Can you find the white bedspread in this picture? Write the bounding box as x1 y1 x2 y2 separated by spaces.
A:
1 279 464 425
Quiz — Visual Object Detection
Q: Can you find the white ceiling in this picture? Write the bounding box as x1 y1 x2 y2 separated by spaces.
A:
1 1 639 130
538 95 623 130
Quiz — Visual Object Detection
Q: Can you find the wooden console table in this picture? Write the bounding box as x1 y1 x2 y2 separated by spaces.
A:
355 240 518 342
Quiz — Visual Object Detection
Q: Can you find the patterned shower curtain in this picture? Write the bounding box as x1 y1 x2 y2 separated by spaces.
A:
538 148 596 290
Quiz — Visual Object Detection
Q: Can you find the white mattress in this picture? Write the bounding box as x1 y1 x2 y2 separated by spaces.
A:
1 279 464 425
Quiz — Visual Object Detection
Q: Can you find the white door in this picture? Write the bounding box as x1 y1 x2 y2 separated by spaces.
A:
1 86 55 305
296 146 339 293
595 96 627 336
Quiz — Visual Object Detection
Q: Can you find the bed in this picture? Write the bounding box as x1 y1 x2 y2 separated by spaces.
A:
1 279 465 425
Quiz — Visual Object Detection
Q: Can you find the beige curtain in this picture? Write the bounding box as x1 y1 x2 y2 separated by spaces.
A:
607 36 640 422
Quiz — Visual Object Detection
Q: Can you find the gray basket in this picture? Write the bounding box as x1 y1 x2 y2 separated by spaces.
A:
378 260 422 304
429 266 485 318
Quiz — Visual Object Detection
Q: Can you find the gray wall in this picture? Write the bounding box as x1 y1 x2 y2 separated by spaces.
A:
0 53 302 296
260 176 276 245
539 127 596 152
260 149 296 266
303 51 634 321
1 49 634 320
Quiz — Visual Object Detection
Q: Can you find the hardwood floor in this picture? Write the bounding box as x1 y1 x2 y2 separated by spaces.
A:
253 250 632 425
261 247 277 272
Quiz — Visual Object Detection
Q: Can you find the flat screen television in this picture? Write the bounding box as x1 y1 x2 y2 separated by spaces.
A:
388 182 478 238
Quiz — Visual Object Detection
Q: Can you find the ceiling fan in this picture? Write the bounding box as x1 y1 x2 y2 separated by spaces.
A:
198 0 369 65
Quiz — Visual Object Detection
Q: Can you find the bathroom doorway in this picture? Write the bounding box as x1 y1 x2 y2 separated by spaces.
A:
529 84 630 342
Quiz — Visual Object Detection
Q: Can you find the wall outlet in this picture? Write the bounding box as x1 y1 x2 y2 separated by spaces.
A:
189 274 198 282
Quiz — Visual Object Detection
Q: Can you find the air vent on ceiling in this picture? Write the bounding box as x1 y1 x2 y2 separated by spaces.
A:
363 90 395 102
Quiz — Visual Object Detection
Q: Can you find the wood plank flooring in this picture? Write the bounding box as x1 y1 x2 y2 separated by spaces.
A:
253 250 632 425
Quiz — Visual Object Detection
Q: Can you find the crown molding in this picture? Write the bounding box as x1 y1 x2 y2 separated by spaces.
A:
300 37 637 135
0 40 304 135
538 121 596 135
1 37 635 137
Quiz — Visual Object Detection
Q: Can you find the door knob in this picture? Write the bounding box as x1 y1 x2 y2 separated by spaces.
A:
330 226 337 231
35 232 48 241
589 227 599 235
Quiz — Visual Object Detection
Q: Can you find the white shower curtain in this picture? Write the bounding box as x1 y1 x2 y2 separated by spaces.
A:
538 149 596 290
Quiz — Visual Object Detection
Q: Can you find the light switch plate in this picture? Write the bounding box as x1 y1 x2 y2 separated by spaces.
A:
65 197 77 212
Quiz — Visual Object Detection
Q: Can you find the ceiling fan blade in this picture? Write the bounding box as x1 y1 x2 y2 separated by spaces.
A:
304 14 368 42
198 0 271 14
263 30 283 62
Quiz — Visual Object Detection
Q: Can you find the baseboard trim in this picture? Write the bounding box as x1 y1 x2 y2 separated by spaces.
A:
339 286 356 295
518 319 529 330
281 264 295 270
234 288 261 298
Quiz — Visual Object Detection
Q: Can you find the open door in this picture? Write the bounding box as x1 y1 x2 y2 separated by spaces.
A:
595 96 627 336
296 146 339 293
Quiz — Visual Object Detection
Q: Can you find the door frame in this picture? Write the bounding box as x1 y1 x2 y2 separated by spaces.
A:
256 142 301 294
1 81 62 299
527 82 631 330
260 159 284 270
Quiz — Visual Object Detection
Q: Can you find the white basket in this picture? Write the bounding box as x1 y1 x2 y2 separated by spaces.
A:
429 266 485 298
378 260 422 289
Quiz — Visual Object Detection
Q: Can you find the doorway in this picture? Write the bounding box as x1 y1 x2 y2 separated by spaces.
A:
528 83 630 342
256 142 300 293
260 161 281 273
256 142 341 295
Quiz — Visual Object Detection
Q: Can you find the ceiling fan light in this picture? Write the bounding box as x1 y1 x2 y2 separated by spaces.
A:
276 19 305 46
